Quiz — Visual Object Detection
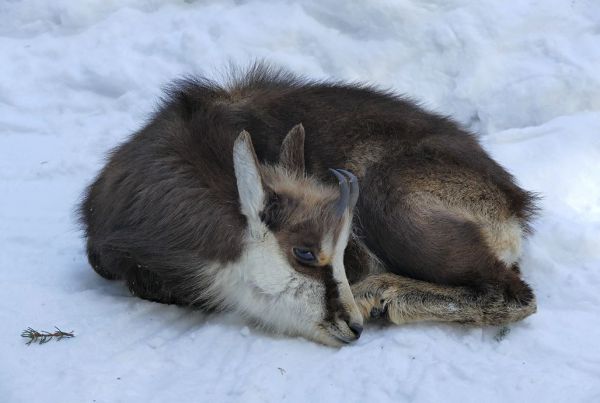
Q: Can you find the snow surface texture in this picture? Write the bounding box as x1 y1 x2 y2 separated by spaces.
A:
1 1 599 402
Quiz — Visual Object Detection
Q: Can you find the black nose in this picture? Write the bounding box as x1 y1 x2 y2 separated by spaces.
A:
348 322 363 338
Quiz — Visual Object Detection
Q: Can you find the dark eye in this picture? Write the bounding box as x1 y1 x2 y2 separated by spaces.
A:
293 247 316 264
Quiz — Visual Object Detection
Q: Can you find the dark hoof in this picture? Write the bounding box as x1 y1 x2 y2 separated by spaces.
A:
504 277 535 306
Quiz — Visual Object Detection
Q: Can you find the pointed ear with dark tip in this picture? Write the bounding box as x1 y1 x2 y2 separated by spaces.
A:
279 123 305 174
233 130 265 221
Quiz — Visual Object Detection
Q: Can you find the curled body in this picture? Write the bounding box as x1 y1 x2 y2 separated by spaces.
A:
80 64 538 345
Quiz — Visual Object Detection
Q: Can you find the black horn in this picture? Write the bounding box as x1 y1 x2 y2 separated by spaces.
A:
329 168 349 216
337 169 359 210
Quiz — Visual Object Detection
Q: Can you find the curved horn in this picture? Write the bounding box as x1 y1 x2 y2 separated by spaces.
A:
329 168 349 216
337 169 359 210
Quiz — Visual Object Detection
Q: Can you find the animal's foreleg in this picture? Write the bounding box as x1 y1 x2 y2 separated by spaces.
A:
351 273 536 326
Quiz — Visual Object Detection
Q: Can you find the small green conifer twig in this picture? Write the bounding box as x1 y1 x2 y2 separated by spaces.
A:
21 327 75 345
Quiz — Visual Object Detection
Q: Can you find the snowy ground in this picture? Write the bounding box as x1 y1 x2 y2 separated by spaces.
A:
2 1 600 402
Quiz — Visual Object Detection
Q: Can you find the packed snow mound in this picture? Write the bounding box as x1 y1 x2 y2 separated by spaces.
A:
1 1 599 402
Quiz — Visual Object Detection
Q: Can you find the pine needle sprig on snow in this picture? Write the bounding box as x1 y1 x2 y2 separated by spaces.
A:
21 327 75 345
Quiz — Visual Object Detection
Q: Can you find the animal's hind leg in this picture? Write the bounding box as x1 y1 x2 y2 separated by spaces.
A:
351 273 536 326
356 177 534 305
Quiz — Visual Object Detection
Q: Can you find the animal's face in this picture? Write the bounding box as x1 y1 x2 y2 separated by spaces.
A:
231 125 363 346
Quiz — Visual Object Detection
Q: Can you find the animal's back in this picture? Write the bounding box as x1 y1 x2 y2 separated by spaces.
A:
185 65 537 289
170 66 533 222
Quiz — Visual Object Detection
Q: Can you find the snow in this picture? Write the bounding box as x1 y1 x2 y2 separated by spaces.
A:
1 0 599 401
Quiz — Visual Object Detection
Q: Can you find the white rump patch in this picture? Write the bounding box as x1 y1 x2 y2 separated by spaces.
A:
484 217 524 266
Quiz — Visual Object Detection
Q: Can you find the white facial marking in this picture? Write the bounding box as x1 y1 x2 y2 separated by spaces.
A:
321 232 334 258
197 212 363 346
330 213 363 327
206 223 327 339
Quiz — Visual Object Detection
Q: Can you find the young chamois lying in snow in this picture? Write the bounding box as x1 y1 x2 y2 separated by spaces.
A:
80 65 537 346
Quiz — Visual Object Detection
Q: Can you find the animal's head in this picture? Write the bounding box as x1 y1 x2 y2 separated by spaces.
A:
231 124 363 346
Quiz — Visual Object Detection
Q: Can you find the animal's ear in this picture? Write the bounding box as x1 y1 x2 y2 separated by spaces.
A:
279 123 305 174
233 130 265 221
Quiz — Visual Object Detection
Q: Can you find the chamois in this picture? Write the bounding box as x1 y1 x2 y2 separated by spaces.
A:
80 64 537 345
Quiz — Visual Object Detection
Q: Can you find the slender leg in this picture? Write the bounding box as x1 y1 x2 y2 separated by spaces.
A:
351 273 536 326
